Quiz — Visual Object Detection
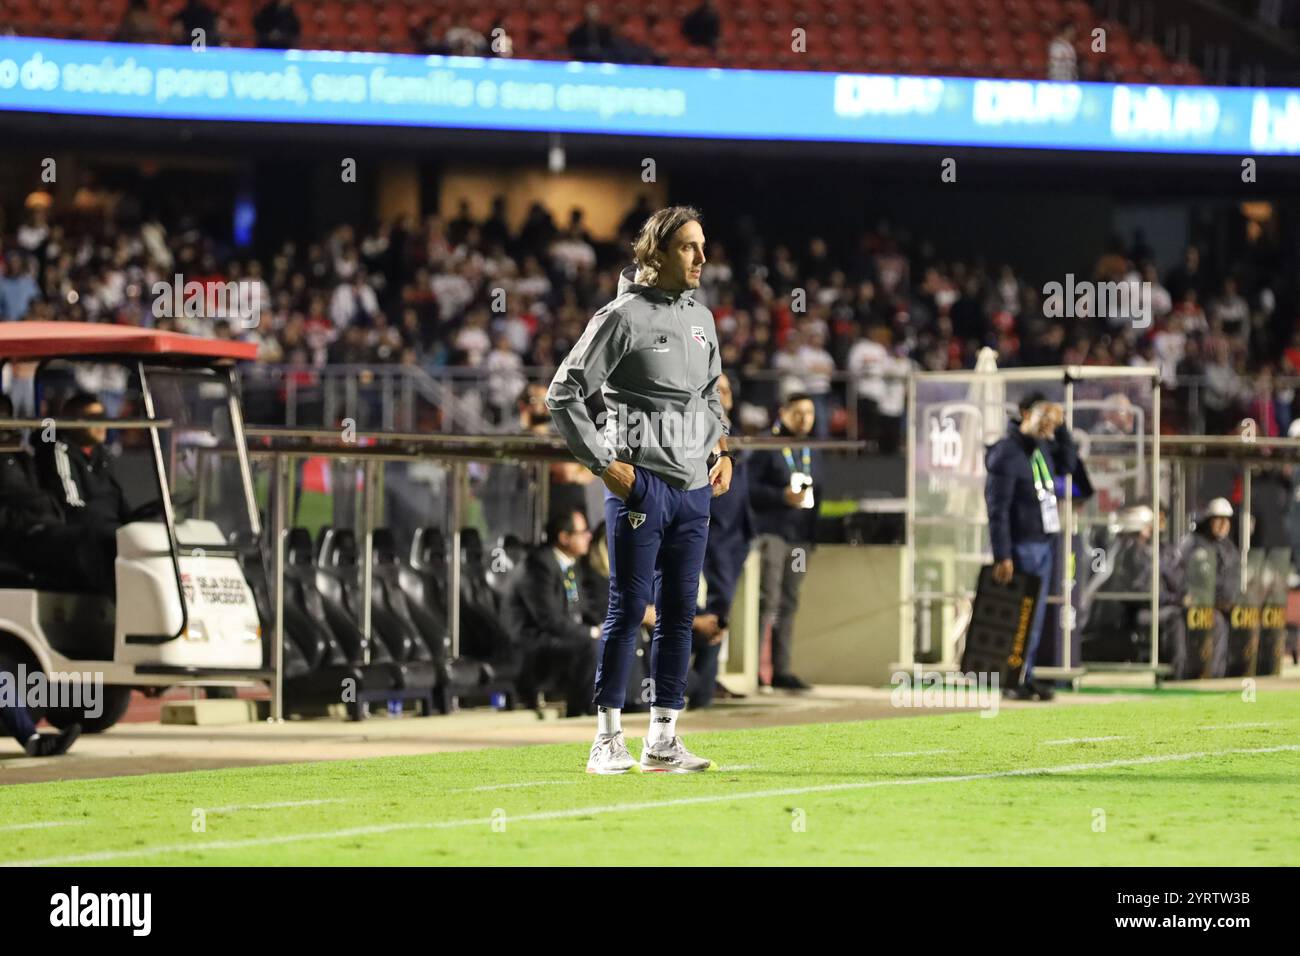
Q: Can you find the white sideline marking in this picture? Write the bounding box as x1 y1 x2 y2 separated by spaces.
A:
872 749 952 757
1197 722 1277 731
455 781 577 793
715 765 757 772
8 743 1296 867
1042 736 1127 746
0 821 86 833
204 799 348 814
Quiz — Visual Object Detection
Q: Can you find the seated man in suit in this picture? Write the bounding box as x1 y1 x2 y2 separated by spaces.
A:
504 510 601 716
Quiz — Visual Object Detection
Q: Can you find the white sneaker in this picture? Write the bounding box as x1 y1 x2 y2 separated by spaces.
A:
639 735 711 773
586 731 637 774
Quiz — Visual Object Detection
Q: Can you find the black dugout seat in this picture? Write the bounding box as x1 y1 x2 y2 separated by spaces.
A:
400 525 519 707
372 528 448 663
459 528 500 610
280 527 424 718
315 527 440 695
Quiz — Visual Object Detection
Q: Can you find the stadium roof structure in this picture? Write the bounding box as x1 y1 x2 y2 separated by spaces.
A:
0 322 258 363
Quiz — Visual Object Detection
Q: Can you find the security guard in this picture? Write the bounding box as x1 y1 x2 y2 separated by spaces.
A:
1171 498 1236 678
985 399 1077 699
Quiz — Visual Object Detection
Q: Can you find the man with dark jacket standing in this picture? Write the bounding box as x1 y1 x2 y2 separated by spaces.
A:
689 373 755 707
34 392 131 535
504 510 600 717
749 392 819 692
547 205 731 775
985 399 1077 699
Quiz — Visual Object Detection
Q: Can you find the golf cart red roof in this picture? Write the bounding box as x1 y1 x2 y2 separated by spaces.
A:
0 322 258 362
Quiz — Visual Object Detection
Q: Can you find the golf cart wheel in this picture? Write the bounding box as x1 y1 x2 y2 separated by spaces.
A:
44 685 134 734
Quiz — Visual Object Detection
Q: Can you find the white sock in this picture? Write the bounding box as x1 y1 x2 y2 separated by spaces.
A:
648 706 678 745
597 706 621 737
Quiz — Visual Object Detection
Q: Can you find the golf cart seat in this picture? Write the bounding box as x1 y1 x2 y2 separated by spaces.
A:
0 552 42 589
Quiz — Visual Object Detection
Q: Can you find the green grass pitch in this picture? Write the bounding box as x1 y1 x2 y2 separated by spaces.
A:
1 691 1297 866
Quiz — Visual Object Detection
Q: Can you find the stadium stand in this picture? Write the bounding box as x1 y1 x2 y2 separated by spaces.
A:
1 187 1293 446
0 0 1205 83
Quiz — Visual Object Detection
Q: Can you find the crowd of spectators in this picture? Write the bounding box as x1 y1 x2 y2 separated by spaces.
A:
0 187 1291 448
0 0 1222 83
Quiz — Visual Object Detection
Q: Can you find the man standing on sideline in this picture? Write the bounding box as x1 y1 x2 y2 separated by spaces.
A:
985 399 1073 700
749 393 819 692
547 206 732 774
688 372 755 707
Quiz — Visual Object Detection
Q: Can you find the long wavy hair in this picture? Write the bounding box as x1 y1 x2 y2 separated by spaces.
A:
631 205 702 286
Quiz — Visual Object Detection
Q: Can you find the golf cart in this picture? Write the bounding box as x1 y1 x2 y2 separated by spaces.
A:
0 321 267 732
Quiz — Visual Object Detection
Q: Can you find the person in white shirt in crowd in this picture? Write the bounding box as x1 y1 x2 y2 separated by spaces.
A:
515 255 553 301
1139 261 1172 321
328 268 380 329
454 308 492 366
1048 21 1078 81
16 199 51 251
548 218 597 281
795 326 835 438
430 259 475 322
485 332 527 426
772 326 805 400
1210 276 1251 351
847 325 889 450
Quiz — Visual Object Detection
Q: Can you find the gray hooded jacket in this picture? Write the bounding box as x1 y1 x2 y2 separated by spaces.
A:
547 265 727 491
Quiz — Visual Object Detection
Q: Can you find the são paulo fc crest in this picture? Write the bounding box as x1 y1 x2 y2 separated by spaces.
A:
628 511 646 529
691 326 707 350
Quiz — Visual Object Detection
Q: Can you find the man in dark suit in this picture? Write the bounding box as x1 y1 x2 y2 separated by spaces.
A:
504 510 600 715
689 373 755 707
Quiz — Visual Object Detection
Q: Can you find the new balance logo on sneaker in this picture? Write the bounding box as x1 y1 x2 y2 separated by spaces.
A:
628 512 646 529
639 736 711 773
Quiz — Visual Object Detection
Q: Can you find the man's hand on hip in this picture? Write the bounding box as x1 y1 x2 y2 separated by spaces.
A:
600 460 636 500
708 454 732 497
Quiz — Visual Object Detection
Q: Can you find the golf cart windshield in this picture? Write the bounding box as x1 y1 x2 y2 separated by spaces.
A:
142 366 258 549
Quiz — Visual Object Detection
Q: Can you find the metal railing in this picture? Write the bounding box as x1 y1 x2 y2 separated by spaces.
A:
240 362 911 441
240 362 1300 445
